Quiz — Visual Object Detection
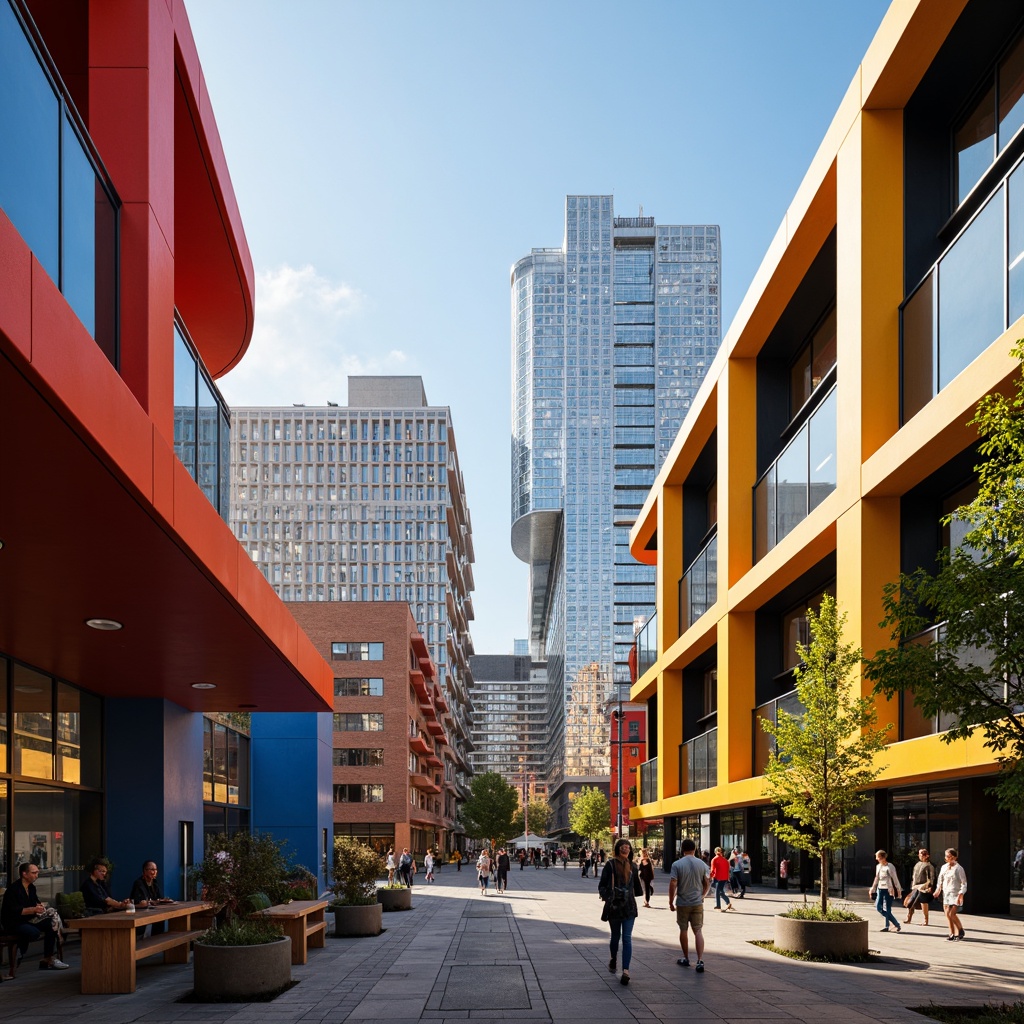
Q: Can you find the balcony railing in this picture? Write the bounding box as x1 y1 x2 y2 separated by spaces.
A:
638 756 658 804
680 728 717 793
678 534 717 633
636 612 657 679
897 623 966 740
752 688 805 775
0 0 119 364
901 156 1024 423
754 385 837 560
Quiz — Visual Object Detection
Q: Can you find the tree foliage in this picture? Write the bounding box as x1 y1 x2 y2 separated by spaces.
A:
460 772 519 847
568 786 611 846
510 798 552 837
865 345 1024 814
761 595 890 914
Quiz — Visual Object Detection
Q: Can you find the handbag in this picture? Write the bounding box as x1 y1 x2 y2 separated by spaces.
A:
607 885 628 922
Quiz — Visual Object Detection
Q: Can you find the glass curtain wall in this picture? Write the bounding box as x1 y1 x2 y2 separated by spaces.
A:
0 655 103 897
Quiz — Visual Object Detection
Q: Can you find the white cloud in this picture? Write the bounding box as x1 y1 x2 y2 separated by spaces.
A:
216 264 409 407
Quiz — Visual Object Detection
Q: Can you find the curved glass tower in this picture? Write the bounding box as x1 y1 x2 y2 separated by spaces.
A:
511 196 721 831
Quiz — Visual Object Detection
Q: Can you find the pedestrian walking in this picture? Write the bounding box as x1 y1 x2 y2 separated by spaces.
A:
779 856 789 888
710 847 734 911
580 850 589 877
599 839 644 986
729 848 746 897
398 847 414 886
639 848 655 907
496 848 511 893
477 849 492 894
869 850 903 932
424 849 435 883
904 848 936 925
668 838 711 973
386 847 396 885
935 847 968 941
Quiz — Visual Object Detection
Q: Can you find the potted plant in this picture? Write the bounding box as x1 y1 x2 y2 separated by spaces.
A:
377 880 412 912
191 832 293 1000
760 596 890 958
330 838 385 936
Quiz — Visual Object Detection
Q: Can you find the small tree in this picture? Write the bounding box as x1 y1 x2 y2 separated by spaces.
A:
511 798 552 837
761 595 890 915
331 838 385 906
568 786 611 849
194 831 292 921
461 771 519 850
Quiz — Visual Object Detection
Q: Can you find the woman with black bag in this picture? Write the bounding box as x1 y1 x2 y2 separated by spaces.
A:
904 848 936 926
599 839 644 986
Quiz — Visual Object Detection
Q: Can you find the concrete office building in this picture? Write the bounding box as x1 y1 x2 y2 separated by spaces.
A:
230 377 476 844
0 0 333 897
468 653 547 797
511 197 721 832
630 0 1024 914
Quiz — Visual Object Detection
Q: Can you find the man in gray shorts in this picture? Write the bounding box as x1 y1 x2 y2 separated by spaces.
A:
668 838 711 972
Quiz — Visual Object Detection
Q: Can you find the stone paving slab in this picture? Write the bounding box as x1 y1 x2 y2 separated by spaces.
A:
0 867 1021 1023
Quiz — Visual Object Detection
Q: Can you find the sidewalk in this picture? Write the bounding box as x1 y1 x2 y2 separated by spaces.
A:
4 864 1021 1023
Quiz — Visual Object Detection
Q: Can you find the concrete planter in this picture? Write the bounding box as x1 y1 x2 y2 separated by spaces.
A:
331 902 383 937
377 887 412 912
193 936 292 1000
773 914 869 958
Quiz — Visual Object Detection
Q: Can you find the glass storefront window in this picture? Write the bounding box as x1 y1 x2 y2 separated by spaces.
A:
12 663 52 779
56 683 101 788
12 781 102 903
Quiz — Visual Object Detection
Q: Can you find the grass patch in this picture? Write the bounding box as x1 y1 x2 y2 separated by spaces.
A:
178 980 300 1003
750 939 882 963
910 1004 1024 1024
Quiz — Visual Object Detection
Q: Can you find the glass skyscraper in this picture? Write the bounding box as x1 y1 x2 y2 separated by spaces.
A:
511 196 721 831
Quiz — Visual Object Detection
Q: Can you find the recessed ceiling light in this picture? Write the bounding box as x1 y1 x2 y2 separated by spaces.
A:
15 685 42 694
86 618 123 631
191 682 217 690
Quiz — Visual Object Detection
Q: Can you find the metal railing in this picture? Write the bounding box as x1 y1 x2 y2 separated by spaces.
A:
638 756 658 804
752 688 804 775
679 534 717 633
901 154 1024 423
680 729 717 793
754 384 837 560
636 613 657 679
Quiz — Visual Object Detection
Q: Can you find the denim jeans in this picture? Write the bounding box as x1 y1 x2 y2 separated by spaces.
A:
609 914 636 969
875 888 900 929
713 879 732 908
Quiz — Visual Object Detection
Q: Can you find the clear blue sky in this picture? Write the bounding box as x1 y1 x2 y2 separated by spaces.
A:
188 0 890 655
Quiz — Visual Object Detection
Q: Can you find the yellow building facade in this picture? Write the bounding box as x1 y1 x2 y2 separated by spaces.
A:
629 0 1024 914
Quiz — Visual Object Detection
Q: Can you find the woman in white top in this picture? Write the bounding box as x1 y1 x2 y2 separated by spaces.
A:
935 847 968 941
386 847 396 885
868 849 903 932
477 851 492 894
424 849 435 883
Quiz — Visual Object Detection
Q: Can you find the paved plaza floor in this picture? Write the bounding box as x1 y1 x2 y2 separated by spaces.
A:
3 863 1022 1024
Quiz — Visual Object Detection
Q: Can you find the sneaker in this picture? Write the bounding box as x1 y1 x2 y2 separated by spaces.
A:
725 905 735 912
608 957 616 973
880 927 890 932
947 934 958 941
695 960 705 973
620 971 630 986
958 930 966 940
40 958 70 971
677 957 690 967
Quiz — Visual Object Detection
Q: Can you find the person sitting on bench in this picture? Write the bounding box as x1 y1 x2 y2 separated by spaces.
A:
1 863 69 970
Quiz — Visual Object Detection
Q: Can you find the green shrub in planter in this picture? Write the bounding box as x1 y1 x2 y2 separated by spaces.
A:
331 838 385 907
200 919 283 946
780 904 862 922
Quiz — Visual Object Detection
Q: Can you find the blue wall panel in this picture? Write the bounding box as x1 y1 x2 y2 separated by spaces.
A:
104 700 203 899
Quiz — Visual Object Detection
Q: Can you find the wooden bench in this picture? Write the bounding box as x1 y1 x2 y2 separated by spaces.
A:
67 900 212 993
255 899 328 965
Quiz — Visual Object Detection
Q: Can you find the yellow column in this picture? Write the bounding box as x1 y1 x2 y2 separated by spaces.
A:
659 484 684 651
659 668 683 799
720 610 755 785
720 359 757 590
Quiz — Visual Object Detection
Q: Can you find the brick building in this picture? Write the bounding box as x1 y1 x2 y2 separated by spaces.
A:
290 603 456 859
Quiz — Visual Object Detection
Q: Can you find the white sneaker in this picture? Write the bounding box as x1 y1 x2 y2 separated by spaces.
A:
44 958 70 970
